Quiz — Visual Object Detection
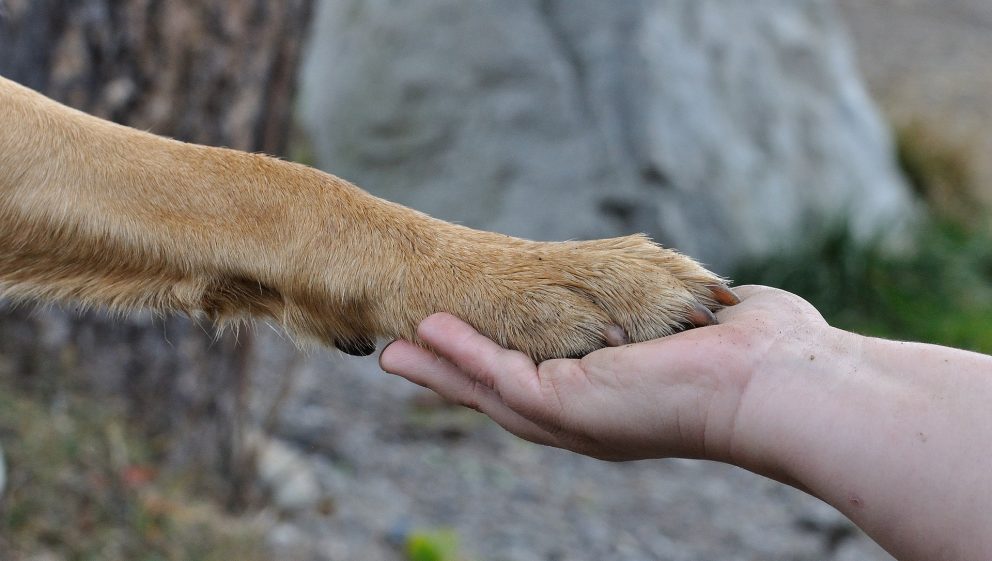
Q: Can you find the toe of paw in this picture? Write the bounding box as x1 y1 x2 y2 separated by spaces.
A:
685 301 718 328
335 337 378 357
707 283 740 306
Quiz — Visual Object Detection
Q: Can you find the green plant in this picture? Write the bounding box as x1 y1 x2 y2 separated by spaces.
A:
738 111 992 352
405 529 463 561
0 381 269 561
734 221 992 353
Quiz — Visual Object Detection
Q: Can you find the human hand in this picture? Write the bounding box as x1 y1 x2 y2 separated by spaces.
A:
383 285 992 560
379 285 831 463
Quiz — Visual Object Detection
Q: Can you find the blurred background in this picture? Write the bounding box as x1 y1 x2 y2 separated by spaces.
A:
0 0 989 559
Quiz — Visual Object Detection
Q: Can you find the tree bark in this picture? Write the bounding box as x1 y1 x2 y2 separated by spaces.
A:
0 0 313 507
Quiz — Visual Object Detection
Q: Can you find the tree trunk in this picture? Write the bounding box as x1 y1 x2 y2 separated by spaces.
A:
0 0 313 507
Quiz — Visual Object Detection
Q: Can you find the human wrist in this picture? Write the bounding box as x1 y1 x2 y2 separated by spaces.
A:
722 322 868 487
740 331 992 560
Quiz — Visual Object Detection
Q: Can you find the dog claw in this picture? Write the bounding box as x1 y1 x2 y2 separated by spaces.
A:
708 284 741 306
336 338 377 356
687 302 718 328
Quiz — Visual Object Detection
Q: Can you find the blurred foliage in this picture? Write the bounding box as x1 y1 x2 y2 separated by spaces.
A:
405 529 464 561
0 379 268 561
735 221 992 352
737 121 992 353
896 119 981 223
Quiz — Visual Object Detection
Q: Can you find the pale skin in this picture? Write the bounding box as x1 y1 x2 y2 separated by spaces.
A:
380 285 992 561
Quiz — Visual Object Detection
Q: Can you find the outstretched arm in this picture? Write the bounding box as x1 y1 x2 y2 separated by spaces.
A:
380 286 992 561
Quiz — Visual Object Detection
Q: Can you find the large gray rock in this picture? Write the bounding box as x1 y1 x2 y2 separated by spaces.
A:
299 0 916 273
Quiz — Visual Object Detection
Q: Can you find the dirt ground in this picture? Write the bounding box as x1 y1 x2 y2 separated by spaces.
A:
838 0 992 203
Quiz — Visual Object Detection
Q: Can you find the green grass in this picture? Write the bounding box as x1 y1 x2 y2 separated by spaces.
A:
734 221 992 353
0 381 268 561
405 529 464 561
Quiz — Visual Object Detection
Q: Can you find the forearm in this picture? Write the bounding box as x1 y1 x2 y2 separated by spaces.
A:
0 75 380 313
736 329 992 560
2 76 310 273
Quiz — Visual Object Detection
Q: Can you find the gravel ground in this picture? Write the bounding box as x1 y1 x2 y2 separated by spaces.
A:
247 335 893 561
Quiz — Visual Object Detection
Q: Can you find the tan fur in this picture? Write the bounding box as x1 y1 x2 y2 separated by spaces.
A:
0 75 727 362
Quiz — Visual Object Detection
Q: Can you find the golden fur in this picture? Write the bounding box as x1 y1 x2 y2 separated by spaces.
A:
0 75 733 362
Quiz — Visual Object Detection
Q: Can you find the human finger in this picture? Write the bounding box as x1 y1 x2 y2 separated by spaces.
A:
379 339 563 446
415 313 547 413
716 285 825 324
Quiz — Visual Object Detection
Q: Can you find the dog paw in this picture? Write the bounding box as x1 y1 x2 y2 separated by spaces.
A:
398 233 737 362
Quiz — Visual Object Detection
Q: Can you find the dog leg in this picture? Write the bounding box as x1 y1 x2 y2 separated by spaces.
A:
0 76 735 362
